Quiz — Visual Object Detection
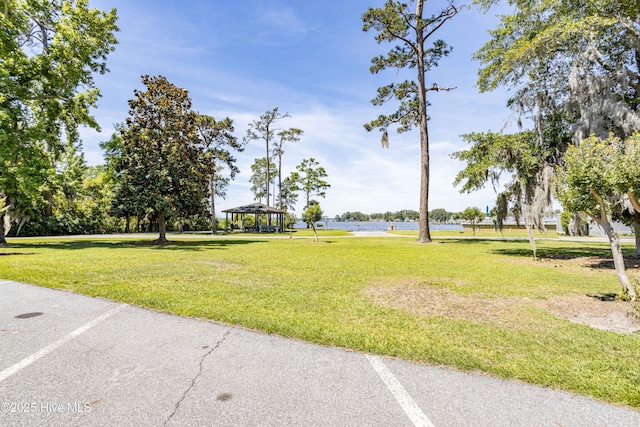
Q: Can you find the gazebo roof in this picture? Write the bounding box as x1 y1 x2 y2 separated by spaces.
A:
222 203 286 214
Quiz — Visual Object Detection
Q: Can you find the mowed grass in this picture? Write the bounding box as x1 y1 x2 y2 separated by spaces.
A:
1 234 639 409
392 227 561 239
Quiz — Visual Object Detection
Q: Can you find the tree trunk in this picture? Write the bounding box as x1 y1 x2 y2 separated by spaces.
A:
278 154 283 210
311 223 318 242
158 212 167 243
526 224 537 260
628 192 639 257
45 190 53 217
265 137 270 208
0 216 7 245
588 188 636 299
568 214 586 236
628 190 640 214
210 176 217 235
272 181 277 209
633 215 640 258
415 0 432 244
595 217 636 301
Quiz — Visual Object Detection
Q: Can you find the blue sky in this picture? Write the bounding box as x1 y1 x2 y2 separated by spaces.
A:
83 0 517 217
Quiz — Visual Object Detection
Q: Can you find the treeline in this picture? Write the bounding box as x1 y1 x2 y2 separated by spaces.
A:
11 165 220 237
2 2 334 243
334 208 460 222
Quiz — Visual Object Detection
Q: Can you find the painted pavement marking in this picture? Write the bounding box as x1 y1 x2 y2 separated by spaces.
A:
0 304 126 383
366 354 435 427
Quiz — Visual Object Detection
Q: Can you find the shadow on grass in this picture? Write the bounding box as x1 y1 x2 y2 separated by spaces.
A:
0 252 36 256
588 293 618 301
490 242 640 271
2 239 264 252
436 239 498 245
492 243 613 260
587 258 640 270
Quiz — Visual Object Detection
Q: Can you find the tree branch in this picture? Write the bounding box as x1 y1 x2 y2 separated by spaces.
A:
427 84 456 92
424 4 464 40
589 187 608 221
383 24 417 55
584 45 620 77
628 190 640 214
399 8 416 33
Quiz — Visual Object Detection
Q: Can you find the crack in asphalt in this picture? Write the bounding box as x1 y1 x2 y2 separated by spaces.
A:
164 330 231 426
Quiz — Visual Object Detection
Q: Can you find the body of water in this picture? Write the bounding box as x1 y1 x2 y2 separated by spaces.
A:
294 221 463 232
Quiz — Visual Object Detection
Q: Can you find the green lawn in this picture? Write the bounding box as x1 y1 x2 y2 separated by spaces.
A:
1 234 639 409
393 227 561 239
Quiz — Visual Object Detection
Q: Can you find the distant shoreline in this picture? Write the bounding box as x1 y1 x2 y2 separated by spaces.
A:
295 220 463 231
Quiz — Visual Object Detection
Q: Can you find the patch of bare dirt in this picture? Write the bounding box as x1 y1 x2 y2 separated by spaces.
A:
363 277 528 328
364 276 640 334
535 295 640 334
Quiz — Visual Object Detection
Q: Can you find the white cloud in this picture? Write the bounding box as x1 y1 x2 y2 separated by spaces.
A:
213 103 500 217
260 7 309 34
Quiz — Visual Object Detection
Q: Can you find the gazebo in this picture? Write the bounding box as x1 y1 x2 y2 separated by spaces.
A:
222 203 286 233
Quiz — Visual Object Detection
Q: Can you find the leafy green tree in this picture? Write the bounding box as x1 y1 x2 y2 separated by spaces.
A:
0 197 8 215
101 125 136 232
613 133 640 213
475 0 639 142
559 211 571 235
339 211 370 221
452 130 565 256
0 137 53 240
16 162 122 236
279 175 299 212
113 75 209 243
249 158 277 205
362 0 463 243
284 213 298 231
290 158 330 209
244 107 290 207
0 0 118 244
429 208 449 223
57 142 87 210
78 165 121 233
195 114 243 234
207 164 229 234
611 203 640 258
273 127 303 210
302 200 323 242
555 134 637 300
472 0 640 248
460 207 485 236
612 132 640 257
398 209 419 221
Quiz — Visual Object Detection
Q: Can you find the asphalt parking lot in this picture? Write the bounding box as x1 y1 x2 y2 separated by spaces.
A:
1 279 639 426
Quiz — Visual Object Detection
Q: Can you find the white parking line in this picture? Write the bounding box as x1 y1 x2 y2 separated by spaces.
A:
366 354 435 427
0 304 126 383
